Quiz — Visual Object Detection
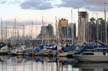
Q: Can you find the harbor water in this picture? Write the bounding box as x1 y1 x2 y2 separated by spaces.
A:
0 56 108 71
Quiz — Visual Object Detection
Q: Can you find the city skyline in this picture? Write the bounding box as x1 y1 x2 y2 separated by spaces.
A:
1 0 108 40
0 0 108 34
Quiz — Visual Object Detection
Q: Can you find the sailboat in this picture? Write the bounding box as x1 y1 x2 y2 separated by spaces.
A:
0 19 9 55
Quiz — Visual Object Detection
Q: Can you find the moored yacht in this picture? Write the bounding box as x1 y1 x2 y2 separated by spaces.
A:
73 45 108 62
0 42 9 55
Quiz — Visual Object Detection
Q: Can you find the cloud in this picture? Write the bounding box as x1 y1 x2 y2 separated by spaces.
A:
0 0 22 4
58 0 108 11
1 0 108 11
20 0 53 10
0 0 6 4
58 0 85 8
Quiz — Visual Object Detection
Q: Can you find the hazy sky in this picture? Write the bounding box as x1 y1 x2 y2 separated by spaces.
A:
0 0 108 38
0 0 108 22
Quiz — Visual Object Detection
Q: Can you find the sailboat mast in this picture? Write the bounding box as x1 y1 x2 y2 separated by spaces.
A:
55 16 58 44
5 23 7 41
42 16 44 45
23 25 25 39
96 12 99 42
71 9 74 44
14 18 16 40
31 21 34 46
104 3 107 45
31 21 33 39
78 8 80 42
55 16 59 57
1 19 3 41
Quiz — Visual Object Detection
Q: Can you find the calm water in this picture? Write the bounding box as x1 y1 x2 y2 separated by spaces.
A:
0 56 108 71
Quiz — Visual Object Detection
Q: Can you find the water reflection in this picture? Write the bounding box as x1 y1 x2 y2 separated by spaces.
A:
0 56 107 71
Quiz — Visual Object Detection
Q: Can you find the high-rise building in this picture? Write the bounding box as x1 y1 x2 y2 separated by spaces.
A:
78 11 89 42
58 18 76 44
96 18 106 42
88 17 97 42
58 18 68 40
37 24 55 45
47 24 54 37
40 26 47 36
68 23 76 39
59 18 68 27
38 24 54 39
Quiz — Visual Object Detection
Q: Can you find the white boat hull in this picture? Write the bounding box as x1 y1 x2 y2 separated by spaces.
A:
74 55 108 62
75 62 108 69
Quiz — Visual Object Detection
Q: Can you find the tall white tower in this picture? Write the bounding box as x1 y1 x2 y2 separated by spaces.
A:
78 11 89 43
